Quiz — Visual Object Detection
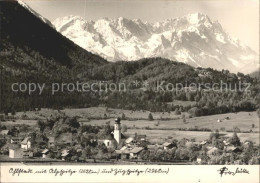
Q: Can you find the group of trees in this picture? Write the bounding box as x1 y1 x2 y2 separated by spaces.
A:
139 132 259 165
1 51 259 116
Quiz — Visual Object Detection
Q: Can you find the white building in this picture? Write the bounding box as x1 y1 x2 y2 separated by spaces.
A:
21 137 31 150
114 118 121 145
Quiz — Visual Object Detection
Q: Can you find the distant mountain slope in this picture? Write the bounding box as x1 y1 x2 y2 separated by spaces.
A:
0 1 107 73
0 1 107 112
53 13 259 74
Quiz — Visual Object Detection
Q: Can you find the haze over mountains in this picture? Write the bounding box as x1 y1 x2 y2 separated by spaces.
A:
53 13 259 74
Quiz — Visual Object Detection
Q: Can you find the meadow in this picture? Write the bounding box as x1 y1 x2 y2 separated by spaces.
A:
3 107 259 144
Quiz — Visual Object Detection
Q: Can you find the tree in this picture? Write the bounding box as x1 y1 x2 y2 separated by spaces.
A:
121 124 127 133
37 120 46 133
174 108 181 115
121 113 126 120
8 126 19 136
229 132 241 146
182 114 186 123
148 113 153 121
257 109 260 117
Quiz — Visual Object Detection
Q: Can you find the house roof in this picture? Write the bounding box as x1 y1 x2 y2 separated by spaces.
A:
0 130 9 135
42 149 49 154
125 137 134 144
21 137 30 145
223 140 230 146
61 152 69 157
120 146 128 151
61 149 70 157
5 143 20 150
226 146 240 151
130 147 144 154
61 149 69 154
207 147 219 155
162 142 172 147
11 137 23 140
200 141 207 145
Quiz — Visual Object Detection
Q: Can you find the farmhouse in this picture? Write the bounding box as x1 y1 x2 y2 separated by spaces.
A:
21 137 31 150
0 130 9 136
162 142 175 150
207 147 220 157
9 148 24 158
11 137 23 144
136 135 146 142
225 146 242 153
9 147 33 159
61 149 71 161
115 149 130 160
129 147 144 159
41 149 49 159
99 134 116 148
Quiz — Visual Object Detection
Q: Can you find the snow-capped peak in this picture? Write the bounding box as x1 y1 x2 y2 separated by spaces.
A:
52 13 258 74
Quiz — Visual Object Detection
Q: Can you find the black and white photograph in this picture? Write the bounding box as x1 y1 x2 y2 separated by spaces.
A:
0 0 259 182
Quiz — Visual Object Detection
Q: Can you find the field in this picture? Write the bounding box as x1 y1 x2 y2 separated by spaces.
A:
2 107 259 144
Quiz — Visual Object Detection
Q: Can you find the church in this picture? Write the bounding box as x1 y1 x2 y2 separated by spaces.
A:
100 118 126 148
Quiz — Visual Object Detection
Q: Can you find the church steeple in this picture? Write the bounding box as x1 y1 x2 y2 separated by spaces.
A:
114 117 121 144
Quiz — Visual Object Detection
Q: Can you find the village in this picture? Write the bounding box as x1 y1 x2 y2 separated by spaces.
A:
0 111 259 165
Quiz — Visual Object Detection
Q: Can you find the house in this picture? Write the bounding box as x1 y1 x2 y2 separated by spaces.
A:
11 137 23 144
136 135 146 142
196 155 208 164
23 149 34 159
225 146 242 153
223 140 230 146
196 157 202 164
9 147 33 159
147 144 163 150
9 148 24 158
207 147 220 157
99 134 115 148
21 137 31 150
41 149 49 159
61 149 71 161
129 147 144 159
0 130 9 136
162 142 176 150
115 149 131 160
48 136 55 147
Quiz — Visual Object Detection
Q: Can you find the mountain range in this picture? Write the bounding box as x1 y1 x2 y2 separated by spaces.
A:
53 13 259 74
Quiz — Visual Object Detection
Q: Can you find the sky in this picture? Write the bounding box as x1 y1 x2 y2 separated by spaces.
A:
25 0 259 52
